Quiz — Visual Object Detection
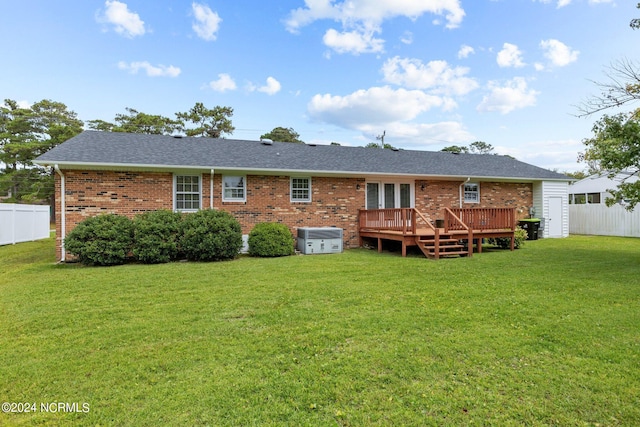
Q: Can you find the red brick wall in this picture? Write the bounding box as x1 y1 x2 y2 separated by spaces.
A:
414 180 533 221
55 170 174 261
215 175 365 247
55 170 533 261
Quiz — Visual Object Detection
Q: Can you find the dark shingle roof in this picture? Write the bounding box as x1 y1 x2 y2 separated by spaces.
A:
35 131 569 181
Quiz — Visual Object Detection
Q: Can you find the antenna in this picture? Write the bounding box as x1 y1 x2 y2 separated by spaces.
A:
376 130 386 148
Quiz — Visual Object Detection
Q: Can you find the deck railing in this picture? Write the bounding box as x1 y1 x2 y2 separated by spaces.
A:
358 208 418 234
449 207 516 231
443 208 471 232
359 207 516 234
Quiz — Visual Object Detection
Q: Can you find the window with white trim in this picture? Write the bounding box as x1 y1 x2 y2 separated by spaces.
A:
175 175 201 211
223 175 246 201
464 183 480 203
291 177 311 202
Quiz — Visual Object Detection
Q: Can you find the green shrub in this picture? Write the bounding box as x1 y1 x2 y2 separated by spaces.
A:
64 214 134 266
248 222 295 257
180 209 242 261
132 210 183 264
489 226 528 249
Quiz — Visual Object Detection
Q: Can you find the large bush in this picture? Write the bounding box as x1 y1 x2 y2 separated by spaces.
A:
180 209 242 261
248 222 294 257
133 210 183 264
64 214 134 266
489 226 528 249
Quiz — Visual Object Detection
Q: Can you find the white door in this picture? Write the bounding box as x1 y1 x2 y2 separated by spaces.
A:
548 196 563 237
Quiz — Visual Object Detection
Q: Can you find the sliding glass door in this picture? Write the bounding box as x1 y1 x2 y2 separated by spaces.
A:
366 182 413 209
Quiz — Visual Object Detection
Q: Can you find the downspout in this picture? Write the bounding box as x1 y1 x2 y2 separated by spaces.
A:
54 165 65 262
210 169 215 209
459 177 470 208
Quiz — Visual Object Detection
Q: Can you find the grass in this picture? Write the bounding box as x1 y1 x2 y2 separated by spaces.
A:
1 236 639 426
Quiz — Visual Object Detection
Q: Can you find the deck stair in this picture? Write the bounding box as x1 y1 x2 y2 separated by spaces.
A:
415 232 468 259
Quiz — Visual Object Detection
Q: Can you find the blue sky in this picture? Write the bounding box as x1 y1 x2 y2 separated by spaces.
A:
1 1 637 172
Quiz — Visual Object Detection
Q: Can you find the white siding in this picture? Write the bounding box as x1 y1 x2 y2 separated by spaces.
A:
533 181 569 238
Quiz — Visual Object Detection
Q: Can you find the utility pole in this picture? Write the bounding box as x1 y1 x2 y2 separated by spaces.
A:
376 130 386 148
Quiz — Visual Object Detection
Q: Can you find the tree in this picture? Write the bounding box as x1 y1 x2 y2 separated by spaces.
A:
85 119 116 132
580 112 640 210
176 103 234 138
441 141 494 154
559 170 588 180
260 126 303 143
87 107 182 135
578 7 640 116
441 145 469 154
578 59 640 117
365 142 397 150
0 99 83 203
468 141 494 154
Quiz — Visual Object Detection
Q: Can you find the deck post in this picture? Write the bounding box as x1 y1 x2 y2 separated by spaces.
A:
434 228 440 260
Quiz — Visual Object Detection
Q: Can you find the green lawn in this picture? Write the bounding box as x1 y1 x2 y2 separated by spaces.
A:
1 236 639 426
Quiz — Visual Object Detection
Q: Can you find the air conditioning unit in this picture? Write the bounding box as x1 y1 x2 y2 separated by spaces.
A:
297 227 343 254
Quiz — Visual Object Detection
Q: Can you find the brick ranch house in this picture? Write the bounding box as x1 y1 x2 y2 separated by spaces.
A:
35 131 571 262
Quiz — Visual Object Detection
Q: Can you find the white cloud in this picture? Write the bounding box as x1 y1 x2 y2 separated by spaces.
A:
257 77 282 95
285 0 465 55
287 0 465 31
457 44 475 59
307 85 473 146
539 39 579 67
207 73 237 92
533 0 571 7
361 121 474 146
477 77 539 114
382 56 478 96
497 43 525 68
118 61 181 77
98 1 146 38
192 2 222 41
323 27 384 54
401 31 413 45
502 139 583 171
535 0 612 8
308 86 446 129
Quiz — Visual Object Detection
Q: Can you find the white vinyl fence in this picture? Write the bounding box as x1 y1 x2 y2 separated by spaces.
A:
0 204 51 245
569 204 640 237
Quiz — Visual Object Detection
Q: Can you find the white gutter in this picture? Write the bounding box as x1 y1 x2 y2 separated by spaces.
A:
210 169 215 209
459 177 471 208
54 165 66 262
36 161 567 182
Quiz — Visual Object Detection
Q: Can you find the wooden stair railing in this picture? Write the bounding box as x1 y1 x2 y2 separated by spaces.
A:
444 208 473 257
413 208 473 259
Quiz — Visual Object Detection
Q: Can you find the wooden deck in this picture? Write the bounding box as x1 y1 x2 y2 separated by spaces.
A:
358 207 516 259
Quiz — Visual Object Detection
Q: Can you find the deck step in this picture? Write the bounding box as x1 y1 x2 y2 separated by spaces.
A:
416 233 471 259
425 250 469 259
421 239 461 245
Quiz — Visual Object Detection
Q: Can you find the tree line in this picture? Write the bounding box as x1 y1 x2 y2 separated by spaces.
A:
0 101 239 204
